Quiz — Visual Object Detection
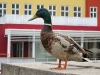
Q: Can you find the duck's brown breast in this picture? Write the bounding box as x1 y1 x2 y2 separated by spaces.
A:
40 31 54 53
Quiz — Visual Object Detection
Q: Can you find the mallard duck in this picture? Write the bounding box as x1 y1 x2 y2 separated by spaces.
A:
28 8 93 70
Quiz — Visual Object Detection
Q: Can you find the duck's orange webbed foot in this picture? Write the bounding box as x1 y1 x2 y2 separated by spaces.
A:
50 59 68 70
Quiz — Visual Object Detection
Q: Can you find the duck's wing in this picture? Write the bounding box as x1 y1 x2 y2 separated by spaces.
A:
56 33 89 54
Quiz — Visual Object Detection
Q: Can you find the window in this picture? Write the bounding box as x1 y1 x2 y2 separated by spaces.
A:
0 3 6 17
24 4 32 15
49 5 56 16
73 7 81 17
37 5 44 10
90 7 97 18
61 6 69 16
12 4 19 15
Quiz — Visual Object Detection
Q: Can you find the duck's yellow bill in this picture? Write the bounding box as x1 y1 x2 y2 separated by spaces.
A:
28 14 38 21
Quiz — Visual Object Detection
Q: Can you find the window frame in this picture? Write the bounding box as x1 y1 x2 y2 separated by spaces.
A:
0 3 7 16
36 4 44 10
61 6 69 16
24 4 32 15
90 7 97 18
73 6 82 17
11 3 20 15
48 5 56 16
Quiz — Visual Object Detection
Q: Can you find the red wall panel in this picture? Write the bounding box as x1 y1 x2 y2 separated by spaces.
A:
5 24 100 31
0 25 7 57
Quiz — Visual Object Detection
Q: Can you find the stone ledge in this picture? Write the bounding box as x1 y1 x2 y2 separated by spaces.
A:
1 61 100 75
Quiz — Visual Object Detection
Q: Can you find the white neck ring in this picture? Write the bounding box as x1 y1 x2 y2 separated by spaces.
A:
44 23 52 26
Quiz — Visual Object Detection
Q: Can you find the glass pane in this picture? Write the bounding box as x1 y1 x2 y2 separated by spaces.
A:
61 6 64 10
49 11 52 15
97 40 100 49
16 10 19 14
41 5 44 8
29 5 31 9
29 10 31 15
0 9 2 15
0 9 2 13
16 4 19 9
53 11 56 16
4 4 6 8
12 4 15 8
84 38 100 58
37 5 39 9
78 13 81 17
24 5 27 9
91 8 93 12
65 12 68 16
0 14 2 17
0 4 2 8
88 42 94 49
74 7 77 11
49 6 52 10
53 6 56 10
12 10 15 14
3 9 6 14
94 8 97 12
74 12 77 17
61 12 64 16
94 13 96 17
78 7 81 11
90 13 93 17
24 10 27 15
66 7 68 11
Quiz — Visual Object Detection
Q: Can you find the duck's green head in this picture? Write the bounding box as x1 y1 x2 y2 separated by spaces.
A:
28 8 52 24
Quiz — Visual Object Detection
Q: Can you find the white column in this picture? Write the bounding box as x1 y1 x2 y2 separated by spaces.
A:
81 32 84 48
81 37 83 47
22 42 24 57
32 36 35 61
7 34 11 58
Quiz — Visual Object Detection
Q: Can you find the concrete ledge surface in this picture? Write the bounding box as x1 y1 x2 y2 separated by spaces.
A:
1 61 100 75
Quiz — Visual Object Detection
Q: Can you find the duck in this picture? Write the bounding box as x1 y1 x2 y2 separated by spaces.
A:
28 8 93 70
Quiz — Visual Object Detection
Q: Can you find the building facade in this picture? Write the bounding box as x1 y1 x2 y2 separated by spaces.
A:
0 0 100 61
0 0 86 17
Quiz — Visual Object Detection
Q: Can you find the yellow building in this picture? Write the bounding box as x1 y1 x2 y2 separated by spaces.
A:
0 0 85 17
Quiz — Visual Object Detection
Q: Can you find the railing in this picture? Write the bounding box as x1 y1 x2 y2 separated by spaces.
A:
0 14 97 26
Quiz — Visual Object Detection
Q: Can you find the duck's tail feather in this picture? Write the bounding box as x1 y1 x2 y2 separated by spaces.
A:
82 58 92 62
83 48 93 57
82 48 93 62
83 48 93 54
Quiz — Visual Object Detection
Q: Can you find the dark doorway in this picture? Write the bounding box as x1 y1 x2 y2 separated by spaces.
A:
12 42 24 57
